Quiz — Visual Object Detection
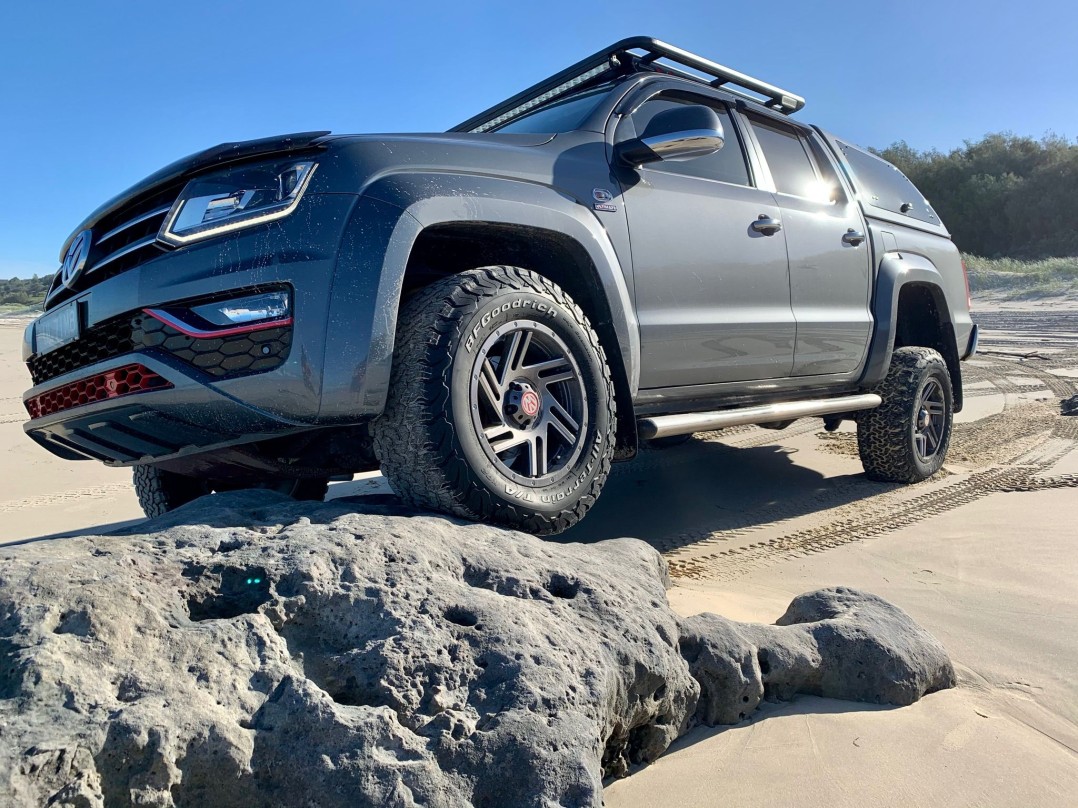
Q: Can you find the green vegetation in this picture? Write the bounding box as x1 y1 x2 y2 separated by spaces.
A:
870 133 1078 298
963 253 1078 298
874 133 1078 259
0 276 50 313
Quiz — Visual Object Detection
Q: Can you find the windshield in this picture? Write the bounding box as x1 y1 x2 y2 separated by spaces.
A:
493 85 614 134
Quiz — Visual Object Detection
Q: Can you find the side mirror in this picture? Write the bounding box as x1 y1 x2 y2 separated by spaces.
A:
615 105 726 167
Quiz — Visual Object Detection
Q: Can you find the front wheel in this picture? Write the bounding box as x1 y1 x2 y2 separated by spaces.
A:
372 267 616 535
857 347 954 483
133 467 328 518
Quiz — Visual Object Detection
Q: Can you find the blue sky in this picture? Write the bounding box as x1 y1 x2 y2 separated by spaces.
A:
2 1 1074 278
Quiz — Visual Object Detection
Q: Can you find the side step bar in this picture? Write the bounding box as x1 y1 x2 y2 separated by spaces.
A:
637 393 882 440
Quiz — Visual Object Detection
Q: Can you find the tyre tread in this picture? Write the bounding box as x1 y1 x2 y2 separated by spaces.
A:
372 267 616 534
857 346 953 483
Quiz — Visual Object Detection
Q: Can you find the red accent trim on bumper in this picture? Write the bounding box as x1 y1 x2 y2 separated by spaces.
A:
25 363 173 419
142 308 294 338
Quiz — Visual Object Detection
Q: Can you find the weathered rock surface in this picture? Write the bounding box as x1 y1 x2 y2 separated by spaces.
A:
679 588 957 727
0 492 696 807
0 492 955 807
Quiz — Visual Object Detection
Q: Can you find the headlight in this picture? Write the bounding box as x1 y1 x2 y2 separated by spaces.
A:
158 161 317 246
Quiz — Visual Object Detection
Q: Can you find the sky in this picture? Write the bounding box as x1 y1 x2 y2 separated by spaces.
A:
2 1 1075 278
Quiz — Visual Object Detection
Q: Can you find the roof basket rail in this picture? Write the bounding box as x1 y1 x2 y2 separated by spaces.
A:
451 36 805 134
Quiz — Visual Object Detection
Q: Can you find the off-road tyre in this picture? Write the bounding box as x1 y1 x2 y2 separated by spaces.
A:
133 466 329 519
857 347 953 483
372 266 616 535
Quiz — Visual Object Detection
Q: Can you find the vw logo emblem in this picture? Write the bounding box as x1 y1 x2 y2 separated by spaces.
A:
60 229 93 290
521 390 541 417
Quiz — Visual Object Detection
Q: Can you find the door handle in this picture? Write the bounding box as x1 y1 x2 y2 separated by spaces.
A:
751 214 782 235
842 228 866 246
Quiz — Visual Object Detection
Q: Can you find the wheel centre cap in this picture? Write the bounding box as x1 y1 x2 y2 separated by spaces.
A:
521 390 540 417
918 407 930 429
506 381 542 426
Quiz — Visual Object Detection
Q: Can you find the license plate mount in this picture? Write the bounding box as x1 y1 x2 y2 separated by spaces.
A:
35 301 81 356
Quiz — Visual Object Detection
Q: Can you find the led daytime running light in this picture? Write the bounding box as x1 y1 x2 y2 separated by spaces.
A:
158 162 317 247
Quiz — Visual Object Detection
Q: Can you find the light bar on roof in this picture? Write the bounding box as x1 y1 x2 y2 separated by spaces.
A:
452 38 805 135
471 64 612 133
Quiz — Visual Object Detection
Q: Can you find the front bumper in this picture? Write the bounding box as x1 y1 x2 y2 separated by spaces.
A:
24 349 317 464
22 192 367 465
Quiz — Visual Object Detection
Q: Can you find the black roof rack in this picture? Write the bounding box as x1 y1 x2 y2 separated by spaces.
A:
450 37 805 134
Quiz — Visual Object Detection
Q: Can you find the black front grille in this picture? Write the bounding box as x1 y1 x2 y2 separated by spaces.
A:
28 312 292 387
87 182 184 281
45 181 185 309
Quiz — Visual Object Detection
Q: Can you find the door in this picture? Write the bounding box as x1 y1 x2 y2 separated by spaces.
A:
744 114 873 376
617 95 795 388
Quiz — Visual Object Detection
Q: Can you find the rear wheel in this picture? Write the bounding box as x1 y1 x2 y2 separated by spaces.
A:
372 266 616 535
133 466 328 519
857 347 953 483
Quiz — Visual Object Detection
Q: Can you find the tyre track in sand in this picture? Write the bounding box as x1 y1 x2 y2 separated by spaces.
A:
0 484 135 514
656 347 1078 582
666 460 1078 582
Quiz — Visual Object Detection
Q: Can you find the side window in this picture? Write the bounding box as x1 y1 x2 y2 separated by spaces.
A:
627 97 751 187
804 137 848 204
837 142 940 225
748 117 825 201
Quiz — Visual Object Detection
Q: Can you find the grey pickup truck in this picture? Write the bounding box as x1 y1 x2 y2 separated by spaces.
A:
22 38 977 534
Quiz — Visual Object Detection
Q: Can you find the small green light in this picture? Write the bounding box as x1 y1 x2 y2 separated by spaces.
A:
246 578 253 585
253 578 262 585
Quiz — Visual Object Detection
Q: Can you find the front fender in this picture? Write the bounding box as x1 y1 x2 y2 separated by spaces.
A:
317 175 639 422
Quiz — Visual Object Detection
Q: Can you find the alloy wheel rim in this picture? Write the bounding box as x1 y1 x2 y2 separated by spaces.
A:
469 321 588 486
913 378 947 462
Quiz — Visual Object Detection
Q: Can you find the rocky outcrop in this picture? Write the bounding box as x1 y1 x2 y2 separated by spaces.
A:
679 588 957 727
0 492 954 807
0 492 696 808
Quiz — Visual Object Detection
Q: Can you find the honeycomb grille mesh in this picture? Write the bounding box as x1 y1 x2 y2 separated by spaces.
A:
131 314 292 378
27 315 133 385
27 311 292 387
25 364 172 419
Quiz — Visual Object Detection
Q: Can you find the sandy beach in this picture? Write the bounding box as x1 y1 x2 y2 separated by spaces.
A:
3 298 1077 806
